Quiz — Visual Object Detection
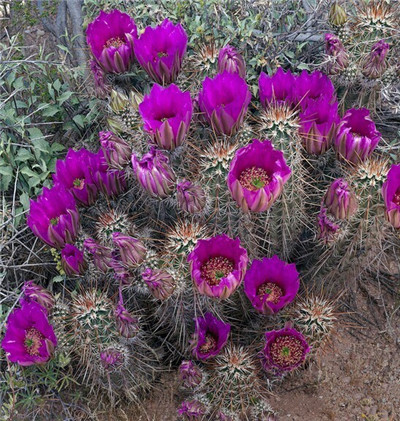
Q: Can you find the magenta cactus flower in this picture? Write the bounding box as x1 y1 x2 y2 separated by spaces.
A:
112 232 146 268
187 234 248 299
318 206 340 243
61 244 87 276
191 312 231 359
100 131 131 170
110 251 131 284
22 281 54 311
86 9 137 74
53 148 99 207
27 185 80 249
134 19 187 85
262 326 310 373
217 44 246 78
324 178 358 220
131 147 176 198
325 33 349 75
83 238 113 273
259 68 295 106
198 71 251 136
139 84 192 150
244 256 300 314
362 40 390 79
179 360 203 388
89 149 127 197
299 98 339 155
294 70 336 107
115 293 140 338
227 139 291 213
142 268 175 300
177 400 206 420
176 180 206 214
382 164 400 229
1 300 57 366
334 108 381 165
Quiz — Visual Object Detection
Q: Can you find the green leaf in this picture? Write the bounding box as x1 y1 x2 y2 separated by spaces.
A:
28 127 44 142
73 114 85 128
19 192 30 209
15 148 34 162
57 91 74 105
32 138 50 154
42 105 60 117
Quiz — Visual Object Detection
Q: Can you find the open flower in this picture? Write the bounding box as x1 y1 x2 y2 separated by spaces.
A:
259 68 295 106
262 326 310 373
334 108 381 165
191 312 230 359
1 300 57 366
131 147 176 198
294 70 336 107
198 71 251 136
187 234 248 299
324 178 358 220
100 131 131 170
27 185 80 249
134 19 187 85
86 9 137 74
176 180 206 214
217 45 246 78
244 256 300 314
139 84 192 150
22 281 55 311
362 40 390 79
53 148 99 206
61 244 87 276
299 98 339 155
382 164 400 229
227 139 291 212
325 33 349 75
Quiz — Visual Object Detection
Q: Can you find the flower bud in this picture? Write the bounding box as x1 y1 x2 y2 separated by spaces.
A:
99 131 131 170
218 45 246 78
142 268 175 300
115 297 140 338
110 250 131 284
112 232 147 268
83 238 113 272
324 178 358 219
325 33 349 75
178 360 203 388
22 281 55 311
176 180 206 213
328 2 347 27
90 60 110 98
110 89 129 114
318 206 340 243
131 147 176 198
362 40 390 79
382 164 400 229
61 244 87 276
177 400 206 420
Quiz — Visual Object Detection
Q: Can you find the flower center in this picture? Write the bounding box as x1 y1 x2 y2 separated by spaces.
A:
24 328 44 356
50 217 59 226
393 189 400 206
73 178 85 189
200 256 234 286
199 332 217 353
257 282 283 304
239 167 271 191
157 51 168 58
269 335 304 368
105 37 125 49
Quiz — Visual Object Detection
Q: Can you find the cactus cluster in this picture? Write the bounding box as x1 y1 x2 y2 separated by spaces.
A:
1 4 399 419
